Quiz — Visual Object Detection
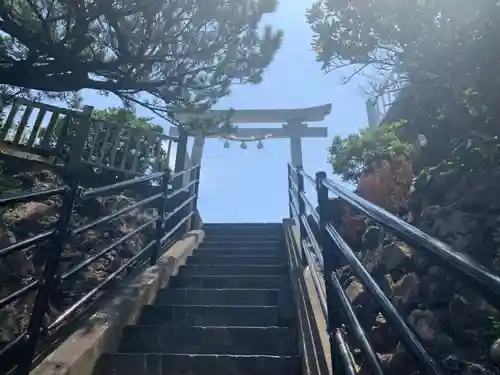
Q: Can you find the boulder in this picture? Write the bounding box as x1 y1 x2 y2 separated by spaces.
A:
449 294 496 346
370 313 398 353
362 241 414 277
408 309 455 356
489 337 500 364
442 355 496 375
420 266 455 306
378 343 415 375
391 273 420 311
346 280 368 305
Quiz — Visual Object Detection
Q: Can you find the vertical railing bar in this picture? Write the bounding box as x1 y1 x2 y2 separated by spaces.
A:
13 105 33 145
173 129 188 190
191 165 201 229
315 171 348 375
108 127 122 167
54 115 71 154
86 120 100 163
335 330 358 375
1 101 20 140
131 130 142 173
40 112 60 149
287 164 294 219
120 129 133 169
165 138 173 171
296 166 307 266
98 122 114 164
27 109 47 147
151 170 170 265
15 180 79 375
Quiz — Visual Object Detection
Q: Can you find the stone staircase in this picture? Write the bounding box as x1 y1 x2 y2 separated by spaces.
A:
94 223 302 375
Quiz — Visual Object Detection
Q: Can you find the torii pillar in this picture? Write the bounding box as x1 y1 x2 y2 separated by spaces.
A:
170 104 331 170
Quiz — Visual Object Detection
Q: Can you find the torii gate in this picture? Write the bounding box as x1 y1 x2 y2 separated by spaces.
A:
169 104 331 172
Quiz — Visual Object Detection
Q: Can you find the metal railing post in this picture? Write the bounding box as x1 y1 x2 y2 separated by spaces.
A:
173 128 188 190
151 170 170 265
315 171 348 375
16 180 80 375
296 166 307 265
287 164 294 219
190 165 201 230
184 166 195 233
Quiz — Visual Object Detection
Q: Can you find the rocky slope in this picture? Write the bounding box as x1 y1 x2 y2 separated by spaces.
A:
335 165 500 375
0 166 156 348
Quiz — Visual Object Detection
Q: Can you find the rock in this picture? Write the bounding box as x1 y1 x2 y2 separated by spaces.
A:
378 344 415 375
345 279 378 326
449 294 495 345
346 280 367 305
391 273 420 311
489 337 500 364
464 363 495 375
0 168 157 345
371 313 398 353
420 266 455 305
361 225 383 251
408 309 455 355
442 355 495 375
420 207 479 254
362 241 413 277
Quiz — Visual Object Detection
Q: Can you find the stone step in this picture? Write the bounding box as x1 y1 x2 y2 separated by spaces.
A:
119 326 298 356
199 241 283 250
195 248 285 257
138 305 285 327
95 353 302 375
203 223 282 236
169 275 290 289
155 288 285 306
189 254 287 266
205 235 283 242
178 265 288 277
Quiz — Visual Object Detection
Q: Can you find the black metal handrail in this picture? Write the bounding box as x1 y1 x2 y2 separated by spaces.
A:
287 163 500 375
0 164 201 375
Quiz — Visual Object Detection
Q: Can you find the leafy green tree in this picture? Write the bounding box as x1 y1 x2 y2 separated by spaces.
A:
307 0 496 82
329 121 411 182
308 0 500 168
0 0 283 118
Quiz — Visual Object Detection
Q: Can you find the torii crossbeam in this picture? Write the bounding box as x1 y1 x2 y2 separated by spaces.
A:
170 103 331 168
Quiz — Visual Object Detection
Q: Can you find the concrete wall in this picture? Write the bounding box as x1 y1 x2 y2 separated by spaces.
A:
282 219 331 375
31 230 204 375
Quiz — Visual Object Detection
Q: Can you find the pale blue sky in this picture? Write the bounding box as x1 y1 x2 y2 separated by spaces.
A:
82 1 368 223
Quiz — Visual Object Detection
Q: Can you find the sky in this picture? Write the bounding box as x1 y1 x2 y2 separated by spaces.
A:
82 1 369 224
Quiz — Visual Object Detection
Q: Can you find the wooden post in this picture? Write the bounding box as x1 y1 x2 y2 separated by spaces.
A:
67 105 93 168
173 127 188 189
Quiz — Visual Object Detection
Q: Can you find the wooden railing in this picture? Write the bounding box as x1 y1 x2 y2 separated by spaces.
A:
80 118 178 176
0 97 92 160
0 97 178 176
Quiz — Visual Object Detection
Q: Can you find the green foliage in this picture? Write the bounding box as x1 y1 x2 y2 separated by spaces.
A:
328 121 411 182
308 0 500 173
306 0 497 79
0 0 283 120
485 315 500 340
91 108 163 134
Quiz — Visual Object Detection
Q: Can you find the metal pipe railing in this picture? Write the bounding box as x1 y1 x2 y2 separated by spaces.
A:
286 163 499 375
0 162 201 375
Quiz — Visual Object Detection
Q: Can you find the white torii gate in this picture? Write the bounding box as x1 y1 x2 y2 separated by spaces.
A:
169 104 331 172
